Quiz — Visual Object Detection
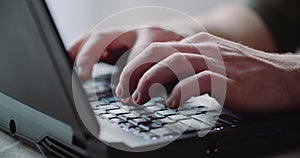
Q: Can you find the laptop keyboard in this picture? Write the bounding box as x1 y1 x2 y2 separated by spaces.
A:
84 75 240 140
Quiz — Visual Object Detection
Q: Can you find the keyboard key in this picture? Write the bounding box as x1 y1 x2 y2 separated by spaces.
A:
179 109 198 116
129 118 150 126
177 106 192 111
212 114 236 126
144 113 165 120
153 118 176 126
110 118 126 124
121 105 140 111
180 119 212 131
119 122 137 130
168 114 189 121
110 102 124 107
205 110 220 116
144 106 166 113
119 113 140 120
103 96 120 103
182 126 198 133
179 103 206 109
178 108 208 116
93 109 106 115
150 127 179 138
156 109 177 116
216 119 233 126
141 102 156 107
196 107 211 113
165 122 197 133
219 114 240 124
139 122 162 131
192 114 215 126
131 109 152 116
90 101 103 109
100 104 119 111
108 109 129 116
101 114 117 120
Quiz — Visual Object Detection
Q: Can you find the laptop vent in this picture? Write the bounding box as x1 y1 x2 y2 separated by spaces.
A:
39 137 83 158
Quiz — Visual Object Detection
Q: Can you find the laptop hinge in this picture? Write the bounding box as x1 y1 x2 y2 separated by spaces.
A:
72 130 88 149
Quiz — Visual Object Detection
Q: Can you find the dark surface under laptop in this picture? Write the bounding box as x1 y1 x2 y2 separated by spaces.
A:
1 0 300 158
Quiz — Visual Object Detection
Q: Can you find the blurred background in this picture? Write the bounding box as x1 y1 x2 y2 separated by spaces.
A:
45 0 246 48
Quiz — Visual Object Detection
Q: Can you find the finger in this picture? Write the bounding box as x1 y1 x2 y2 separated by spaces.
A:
68 33 88 61
128 27 184 62
182 32 240 54
121 97 134 105
166 70 229 109
116 42 204 99
182 32 224 58
100 47 129 65
181 32 228 76
180 32 213 44
127 29 153 62
75 30 129 81
133 53 215 105
128 43 150 62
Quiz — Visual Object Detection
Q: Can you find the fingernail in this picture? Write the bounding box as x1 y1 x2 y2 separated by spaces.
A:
76 66 84 76
116 84 123 97
132 90 139 103
166 96 175 108
76 66 89 81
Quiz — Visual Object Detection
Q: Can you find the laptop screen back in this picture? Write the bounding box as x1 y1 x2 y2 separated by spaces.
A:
0 0 93 134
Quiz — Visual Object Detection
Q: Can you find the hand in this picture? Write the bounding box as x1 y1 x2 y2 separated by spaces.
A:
68 26 184 81
116 32 300 113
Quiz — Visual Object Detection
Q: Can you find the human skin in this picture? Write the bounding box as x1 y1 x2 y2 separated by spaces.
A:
69 4 276 80
69 4 300 113
115 32 300 113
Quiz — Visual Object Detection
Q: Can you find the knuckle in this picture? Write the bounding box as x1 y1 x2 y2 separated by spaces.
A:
147 42 165 52
184 32 215 44
198 70 212 83
197 32 211 38
194 32 212 41
168 52 185 63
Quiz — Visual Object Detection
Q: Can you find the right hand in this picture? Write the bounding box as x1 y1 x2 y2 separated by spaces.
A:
68 26 184 81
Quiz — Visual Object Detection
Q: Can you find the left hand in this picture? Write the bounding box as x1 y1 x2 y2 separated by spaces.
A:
115 32 300 113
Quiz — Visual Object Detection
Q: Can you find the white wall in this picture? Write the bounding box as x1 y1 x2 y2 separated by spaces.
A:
45 0 246 47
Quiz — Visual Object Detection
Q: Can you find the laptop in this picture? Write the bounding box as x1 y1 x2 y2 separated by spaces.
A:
1 0 300 157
